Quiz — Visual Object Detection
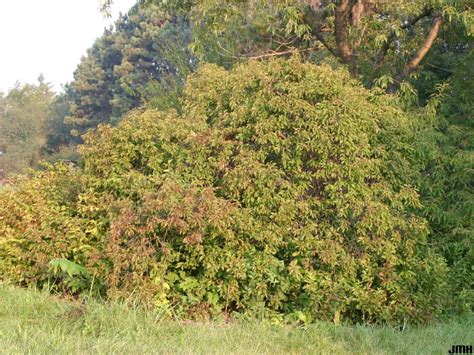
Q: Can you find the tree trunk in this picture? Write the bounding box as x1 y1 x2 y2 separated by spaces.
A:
335 0 353 64
351 0 364 27
309 0 321 13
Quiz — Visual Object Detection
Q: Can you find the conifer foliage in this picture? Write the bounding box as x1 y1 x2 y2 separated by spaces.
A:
64 4 195 139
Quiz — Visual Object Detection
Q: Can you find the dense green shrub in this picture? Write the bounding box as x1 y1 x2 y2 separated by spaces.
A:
416 51 474 314
381 49 474 314
417 130 473 314
0 58 451 324
0 166 104 289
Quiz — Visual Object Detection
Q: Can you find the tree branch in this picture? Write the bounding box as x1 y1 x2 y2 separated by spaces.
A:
387 15 444 93
311 29 338 57
401 7 434 30
246 47 318 60
216 41 319 60
369 7 434 87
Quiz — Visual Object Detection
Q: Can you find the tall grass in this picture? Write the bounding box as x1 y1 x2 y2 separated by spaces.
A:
0 284 472 354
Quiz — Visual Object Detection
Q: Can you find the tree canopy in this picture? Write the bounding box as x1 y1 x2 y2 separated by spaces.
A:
0 78 54 176
135 0 472 94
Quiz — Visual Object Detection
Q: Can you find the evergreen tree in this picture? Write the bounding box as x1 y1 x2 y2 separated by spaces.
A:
64 4 196 138
45 88 81 153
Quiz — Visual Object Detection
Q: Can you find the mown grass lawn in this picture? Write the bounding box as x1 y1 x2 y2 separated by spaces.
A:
0 284 472 354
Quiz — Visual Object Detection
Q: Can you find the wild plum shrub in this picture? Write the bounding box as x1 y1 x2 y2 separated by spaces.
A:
0 58 451 324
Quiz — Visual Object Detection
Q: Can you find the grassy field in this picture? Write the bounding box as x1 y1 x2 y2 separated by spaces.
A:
0 284 472 354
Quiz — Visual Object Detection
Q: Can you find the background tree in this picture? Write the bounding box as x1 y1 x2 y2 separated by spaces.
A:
141 0 472 93
64 29 120 137
0 77 54 176
45 89 79 152
64 4 196 139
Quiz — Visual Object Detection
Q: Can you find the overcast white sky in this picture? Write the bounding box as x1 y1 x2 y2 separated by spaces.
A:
0 0 137 93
